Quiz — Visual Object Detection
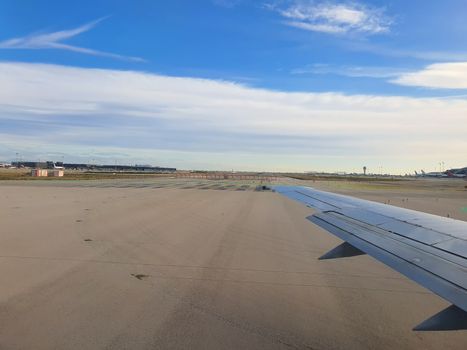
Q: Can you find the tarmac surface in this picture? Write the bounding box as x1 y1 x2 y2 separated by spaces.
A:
0 179 466 349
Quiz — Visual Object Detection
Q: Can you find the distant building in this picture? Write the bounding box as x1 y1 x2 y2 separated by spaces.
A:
13 161 47 169
62 163 176 172
13 161 176 173
31 169 48 177
51 169 64 177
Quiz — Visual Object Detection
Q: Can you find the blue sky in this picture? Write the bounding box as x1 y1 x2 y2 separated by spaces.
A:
1 1 466 173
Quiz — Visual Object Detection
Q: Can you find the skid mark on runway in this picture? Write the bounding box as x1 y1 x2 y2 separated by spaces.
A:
131 273 150 281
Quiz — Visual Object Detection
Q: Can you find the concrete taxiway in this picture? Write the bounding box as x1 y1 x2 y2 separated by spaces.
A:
0 180 466 349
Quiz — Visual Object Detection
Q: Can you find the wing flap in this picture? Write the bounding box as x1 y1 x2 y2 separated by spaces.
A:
434 239 467 259
377 220 449 245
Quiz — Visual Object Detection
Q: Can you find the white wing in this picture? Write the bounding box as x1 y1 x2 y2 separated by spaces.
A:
274 185 467 331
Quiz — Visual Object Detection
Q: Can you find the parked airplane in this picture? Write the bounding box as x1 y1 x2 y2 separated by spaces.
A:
447 170 467 179
274 186 467 331
418 170 447 178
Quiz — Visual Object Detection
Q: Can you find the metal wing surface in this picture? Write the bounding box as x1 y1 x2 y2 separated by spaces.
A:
274 185 467 331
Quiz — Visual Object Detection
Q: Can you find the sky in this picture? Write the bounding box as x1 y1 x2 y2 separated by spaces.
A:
1 0 466 173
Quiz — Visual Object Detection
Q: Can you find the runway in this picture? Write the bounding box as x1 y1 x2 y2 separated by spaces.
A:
0 181 466 349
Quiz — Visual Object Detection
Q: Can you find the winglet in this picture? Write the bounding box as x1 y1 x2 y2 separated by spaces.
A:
413 305 467 331
319 241 366 260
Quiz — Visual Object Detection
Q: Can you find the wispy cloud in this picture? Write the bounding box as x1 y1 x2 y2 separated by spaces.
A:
346 42 467 62
293 62 467 90
391 62 467 89
292 63 409 78
267 1 392 36
0 62 466 172
0 17 145 62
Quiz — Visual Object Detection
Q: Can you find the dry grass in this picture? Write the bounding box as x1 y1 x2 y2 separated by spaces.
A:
285 173 404 182
0 168 174 181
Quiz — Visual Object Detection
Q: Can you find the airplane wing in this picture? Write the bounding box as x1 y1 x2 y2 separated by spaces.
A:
274 185 467 331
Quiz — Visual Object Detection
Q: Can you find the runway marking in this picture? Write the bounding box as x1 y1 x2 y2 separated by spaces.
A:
0 179 277 192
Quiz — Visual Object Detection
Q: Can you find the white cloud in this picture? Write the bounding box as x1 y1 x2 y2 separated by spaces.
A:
0 17 145 62
286 21 346 34
391 62 467 89
292 63 409 78
0 62 466 172
346 42 467 62
270 1 392 36
293 62 467 90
